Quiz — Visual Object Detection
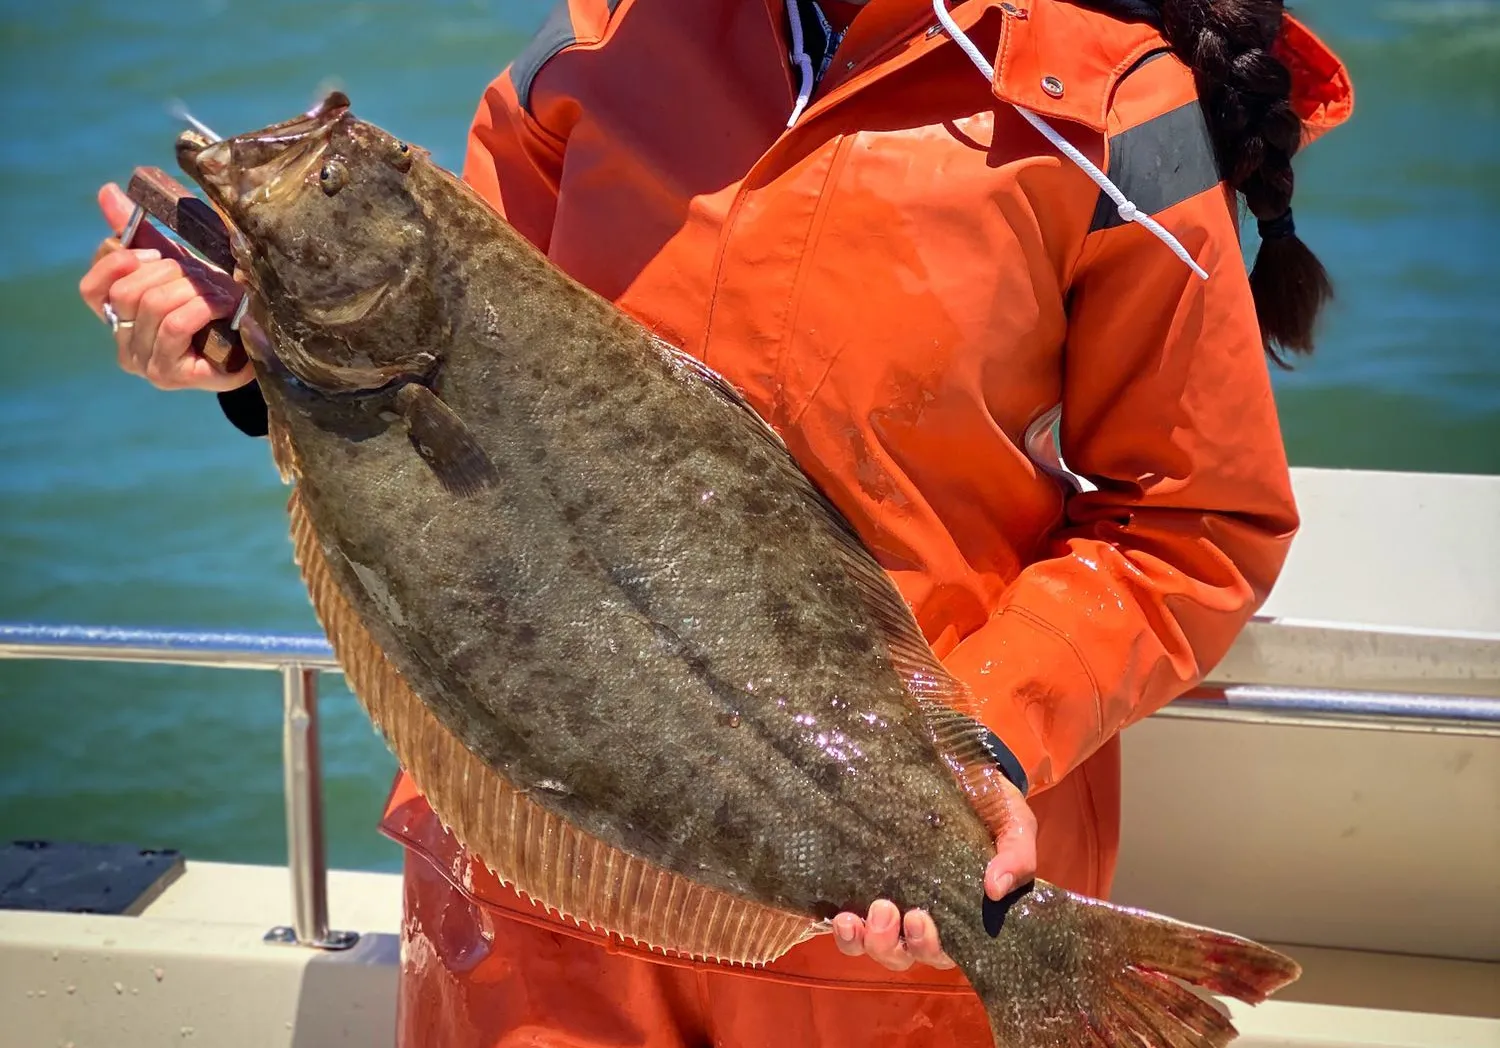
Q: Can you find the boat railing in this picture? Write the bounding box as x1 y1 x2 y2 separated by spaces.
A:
1 620 1496 952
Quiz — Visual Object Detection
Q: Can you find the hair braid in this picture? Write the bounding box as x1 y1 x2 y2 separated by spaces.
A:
1160 0 1332 364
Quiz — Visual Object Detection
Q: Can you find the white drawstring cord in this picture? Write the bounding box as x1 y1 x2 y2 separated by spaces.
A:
785 0 816 127
931 0 1209 280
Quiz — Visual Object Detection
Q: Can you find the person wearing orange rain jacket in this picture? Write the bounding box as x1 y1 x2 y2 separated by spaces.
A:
81 0 1353 1044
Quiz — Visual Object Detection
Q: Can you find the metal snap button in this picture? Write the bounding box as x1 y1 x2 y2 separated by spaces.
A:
1041 76 1064 98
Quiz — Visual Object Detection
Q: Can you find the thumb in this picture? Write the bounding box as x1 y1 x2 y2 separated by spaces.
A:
984 780 1038 901
96 182 181 256
97 183 136 236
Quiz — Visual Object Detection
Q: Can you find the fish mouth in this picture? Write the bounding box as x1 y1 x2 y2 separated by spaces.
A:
177 91 351 221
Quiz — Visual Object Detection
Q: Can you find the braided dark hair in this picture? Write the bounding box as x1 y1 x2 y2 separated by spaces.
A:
1159 0 1332 365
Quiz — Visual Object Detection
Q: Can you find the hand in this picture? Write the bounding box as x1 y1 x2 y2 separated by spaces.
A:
78 182 254 393
832 779 1037 972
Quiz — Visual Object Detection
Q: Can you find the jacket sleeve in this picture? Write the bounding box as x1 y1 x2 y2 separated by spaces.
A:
461 66 567 250
945 180 1300 796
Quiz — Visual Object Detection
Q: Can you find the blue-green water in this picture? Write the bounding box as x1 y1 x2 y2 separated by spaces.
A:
1 1 1497 875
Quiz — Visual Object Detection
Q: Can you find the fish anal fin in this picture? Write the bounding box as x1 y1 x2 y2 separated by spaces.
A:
288 489 818 966
396 383 501 498
264 396 301 484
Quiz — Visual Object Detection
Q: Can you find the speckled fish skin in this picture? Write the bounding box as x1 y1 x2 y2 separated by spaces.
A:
177 94 1300 1048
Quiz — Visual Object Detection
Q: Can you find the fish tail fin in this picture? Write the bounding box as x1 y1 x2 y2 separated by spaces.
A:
1100 903 1303 1007
949 881 1300 1048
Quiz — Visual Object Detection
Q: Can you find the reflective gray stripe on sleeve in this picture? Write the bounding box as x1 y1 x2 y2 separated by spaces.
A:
1088 99 1222 232
512 2 581 113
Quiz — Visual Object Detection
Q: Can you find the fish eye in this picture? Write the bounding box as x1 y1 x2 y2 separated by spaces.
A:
396 141 409 154
319 159 348 196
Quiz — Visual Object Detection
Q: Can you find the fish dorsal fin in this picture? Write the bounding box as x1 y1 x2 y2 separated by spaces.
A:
657 340 790 453
817 502 1031 834
661 341 1026 839
286 485 820 965
823 537 1027 843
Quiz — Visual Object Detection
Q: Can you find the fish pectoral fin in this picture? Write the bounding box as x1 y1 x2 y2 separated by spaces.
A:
396 384 501 497
303 280 392 327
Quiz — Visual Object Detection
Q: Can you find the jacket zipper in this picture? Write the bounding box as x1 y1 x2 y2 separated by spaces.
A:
795 1 1003 130
702 2 1006 362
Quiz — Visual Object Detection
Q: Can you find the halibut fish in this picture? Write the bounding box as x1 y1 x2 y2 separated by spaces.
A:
176 93 1299 1047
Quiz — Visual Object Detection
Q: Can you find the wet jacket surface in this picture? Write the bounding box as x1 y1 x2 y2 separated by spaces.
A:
340 0 1355 1042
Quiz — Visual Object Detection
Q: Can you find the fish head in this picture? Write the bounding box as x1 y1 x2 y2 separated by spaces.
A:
177 92 443 389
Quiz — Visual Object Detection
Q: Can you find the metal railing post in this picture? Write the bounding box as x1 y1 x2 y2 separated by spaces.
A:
264 663 358 950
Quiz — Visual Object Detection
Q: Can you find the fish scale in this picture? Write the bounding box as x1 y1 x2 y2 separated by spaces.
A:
177 91 1302 1047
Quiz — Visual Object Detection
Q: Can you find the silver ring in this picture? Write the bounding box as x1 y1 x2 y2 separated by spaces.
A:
102 301 134 333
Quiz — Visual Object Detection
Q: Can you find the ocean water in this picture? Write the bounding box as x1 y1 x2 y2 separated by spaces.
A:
0 0 1496 875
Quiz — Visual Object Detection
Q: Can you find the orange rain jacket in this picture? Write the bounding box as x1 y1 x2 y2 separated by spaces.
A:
372 1 1354 1044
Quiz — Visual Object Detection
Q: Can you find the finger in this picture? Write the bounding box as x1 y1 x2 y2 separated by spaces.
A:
861 900 914 972
132 277 211 388
97 183 182 257
901 909 957 969
152 278 239 359
106 258 204 329
79 246 161 318
91 237 123 266
111 260 198 374
986 779 1039 901
831 912 867 958
174 352 257 393
154 289 246 391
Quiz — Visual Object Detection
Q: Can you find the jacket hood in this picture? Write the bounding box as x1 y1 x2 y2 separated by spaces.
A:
1064 0 1353 143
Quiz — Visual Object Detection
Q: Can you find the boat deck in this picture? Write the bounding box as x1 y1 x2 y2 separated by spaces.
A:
3 860 1496 1047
